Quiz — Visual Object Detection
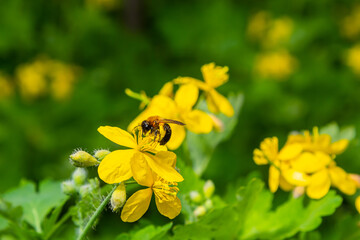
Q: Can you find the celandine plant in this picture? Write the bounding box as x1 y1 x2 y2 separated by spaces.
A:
2 63 360 240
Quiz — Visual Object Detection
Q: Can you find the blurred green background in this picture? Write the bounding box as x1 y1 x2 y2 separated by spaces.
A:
1 0 360 206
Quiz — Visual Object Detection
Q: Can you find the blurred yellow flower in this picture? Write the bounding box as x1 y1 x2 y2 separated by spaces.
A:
346 44 360 75
121 172 181 222
254 50 297 80
265 17 293 49
97 126 183 184
341 5 360 40
356 196 360 213
128 84 213 150
247 11 270 42
174 63 234 117
247 12 293 49
0 73 14 99
254 127 356 199
16 57 78 101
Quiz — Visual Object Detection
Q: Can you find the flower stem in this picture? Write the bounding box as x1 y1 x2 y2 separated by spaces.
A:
76 184 118 240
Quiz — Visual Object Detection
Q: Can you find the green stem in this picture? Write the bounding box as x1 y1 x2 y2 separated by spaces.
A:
44 211 71 240
76 184 118 240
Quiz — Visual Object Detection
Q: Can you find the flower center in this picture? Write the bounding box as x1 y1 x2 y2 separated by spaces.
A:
152 179 179 203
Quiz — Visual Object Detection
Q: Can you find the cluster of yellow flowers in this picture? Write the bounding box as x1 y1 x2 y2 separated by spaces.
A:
127 62 234 150
247 11 297 80
95 63 234 222
16 57 79 101
254 127 360 203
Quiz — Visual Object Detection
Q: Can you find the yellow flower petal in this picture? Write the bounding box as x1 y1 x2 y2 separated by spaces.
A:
98 149 134 184
155 196 182 219
159 82 174 98
282 168 310 186
121 188 153 222
329 167 357 195
183 110 213 134
355 196 360 214
166 124 186 150
208 89 234 117
173 77 209 91
253 148 268 165
260 137 278 162
174 84 199 111
201 63 229 88
98 126 136 149
269 165 280 192
279 175 294 191
330 139 349 155
130 152 154 187
155 151 177 167
278 143 303 161
206 93 220 114
291 151 330 173
306 169 331 199
144 153 184 182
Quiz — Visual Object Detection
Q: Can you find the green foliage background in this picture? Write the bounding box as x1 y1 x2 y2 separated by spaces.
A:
1 0 360 239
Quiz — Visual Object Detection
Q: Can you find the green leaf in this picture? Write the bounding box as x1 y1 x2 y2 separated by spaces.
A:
2 180 68 234
116 222 173 240
240 190 342 239
186 92 244 175
173 179 342 240
0 215 8 231
319 123 356 142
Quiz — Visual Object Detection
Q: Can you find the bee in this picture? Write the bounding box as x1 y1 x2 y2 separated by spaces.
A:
141 116 185 145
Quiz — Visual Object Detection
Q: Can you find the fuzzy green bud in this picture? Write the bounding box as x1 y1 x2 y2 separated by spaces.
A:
61 180 77 195
94 149 111 161
72 168 87 186
203 180 215 198
189 191 202 203
111 183 126 211
79 184 92 198
193 205 207 218
70 150 99 167
204 199 213 209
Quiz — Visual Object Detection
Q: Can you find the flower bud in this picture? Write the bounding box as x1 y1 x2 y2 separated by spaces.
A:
94 149 111 161
70 150 99 167
189 191 202 203
203 180 215 198
204 199 213 209
193 206 207 218
72 168 87 186
61 180 77 195
208 114 224 132
111 183 126 211
79 184 92 198
292 186 305 199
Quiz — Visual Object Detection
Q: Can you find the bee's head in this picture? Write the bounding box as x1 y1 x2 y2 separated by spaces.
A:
141 120 151 134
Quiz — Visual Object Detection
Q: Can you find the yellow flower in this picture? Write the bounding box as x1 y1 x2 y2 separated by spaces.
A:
128 84 213 150
356 196 360 213
254 50 297 80
264 17 293 49
97 126 184 184
247 11 270 41
346 44 360 76
253 137 306 192
286 127 349 155
16 61 47 99
0 73 13 99
341 5 360 40
174 63 234 117
121 172 181 222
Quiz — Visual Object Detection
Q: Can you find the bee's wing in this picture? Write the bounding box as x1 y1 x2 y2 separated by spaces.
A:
159 118 186 126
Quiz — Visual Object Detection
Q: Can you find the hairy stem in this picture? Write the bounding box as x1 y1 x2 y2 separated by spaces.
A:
76 184 118 240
